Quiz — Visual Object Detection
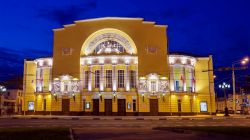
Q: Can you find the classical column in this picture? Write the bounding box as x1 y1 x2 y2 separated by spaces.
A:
170 65 174 91
100 65 104 91
183 66 186 92
125 64 130 91
112 64 116 91
88 66 92 91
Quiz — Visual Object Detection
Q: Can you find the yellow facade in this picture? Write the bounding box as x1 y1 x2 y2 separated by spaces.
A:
23 17 215 115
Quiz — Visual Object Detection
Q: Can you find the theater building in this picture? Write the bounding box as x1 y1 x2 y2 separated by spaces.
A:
23 17 215 115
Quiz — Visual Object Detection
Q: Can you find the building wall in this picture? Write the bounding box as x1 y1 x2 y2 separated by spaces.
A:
52 18 169 79
1 89 23 114
23 18 215 115
217 94 250 113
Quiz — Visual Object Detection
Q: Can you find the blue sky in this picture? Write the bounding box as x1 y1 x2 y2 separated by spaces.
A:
0 0 249 86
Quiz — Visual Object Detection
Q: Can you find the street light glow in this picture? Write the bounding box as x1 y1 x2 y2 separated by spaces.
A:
244 57 249 62
241 60 246 64
219 82 230 89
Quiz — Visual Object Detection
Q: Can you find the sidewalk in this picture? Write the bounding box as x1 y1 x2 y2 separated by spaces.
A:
1 114 250 120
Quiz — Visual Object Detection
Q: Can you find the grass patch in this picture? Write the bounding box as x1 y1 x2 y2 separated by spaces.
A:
153 126 250 136
0 127 70 140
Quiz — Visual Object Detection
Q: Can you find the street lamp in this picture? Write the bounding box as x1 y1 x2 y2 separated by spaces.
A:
219 82 230 116
0 85 7 116
232 57 249 114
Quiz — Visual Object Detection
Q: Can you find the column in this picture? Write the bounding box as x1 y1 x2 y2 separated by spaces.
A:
100 65 104 91
88 66 92 91
125 64 130 91
170 65 174 91
183 66 186 92
112 64 116 91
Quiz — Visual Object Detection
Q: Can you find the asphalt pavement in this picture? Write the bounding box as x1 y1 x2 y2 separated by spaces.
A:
1 116 250 140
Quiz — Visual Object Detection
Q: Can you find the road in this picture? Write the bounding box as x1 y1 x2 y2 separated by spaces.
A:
1 118 250 128
1 118 250 140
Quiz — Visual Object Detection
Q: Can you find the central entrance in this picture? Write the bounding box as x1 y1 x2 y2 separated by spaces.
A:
105 99 112 115
150 99 158 116
117 99 126 116
92 99 99 115
62 99 70 115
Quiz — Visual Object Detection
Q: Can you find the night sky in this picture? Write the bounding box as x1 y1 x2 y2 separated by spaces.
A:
0 0 249 92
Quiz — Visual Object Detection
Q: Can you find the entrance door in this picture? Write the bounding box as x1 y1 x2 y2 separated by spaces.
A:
62 99 70 115
92 99 99 115
150 99 158 116
105 99 112 116
118 99 126 116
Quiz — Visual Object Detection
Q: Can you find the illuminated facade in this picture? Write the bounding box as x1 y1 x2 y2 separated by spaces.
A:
23 17 215 115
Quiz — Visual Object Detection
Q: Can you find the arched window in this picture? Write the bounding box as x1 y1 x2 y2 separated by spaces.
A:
81 29 137 56
94 40 125 54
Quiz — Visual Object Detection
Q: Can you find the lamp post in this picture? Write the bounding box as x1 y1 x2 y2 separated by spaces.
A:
219 82 230 116
0 85 7 116
232 57 248 114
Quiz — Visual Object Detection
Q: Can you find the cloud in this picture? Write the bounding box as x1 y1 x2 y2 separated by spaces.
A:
127 6 192 22
0 46 52 81
37 1 97 25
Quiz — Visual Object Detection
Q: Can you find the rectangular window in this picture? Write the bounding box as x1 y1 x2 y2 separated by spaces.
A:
127 102 131 110
130 70 136 88
84 71 89 89
95 70 100 88
64 82 69 92
118 70 124 88
178 99 182 112
200 101 208 112
106 70 112 88
175 80 180 91
133 99 136 112
62 48 73 55
43 99 46 111
36 68 43 92
28 101 34 111
86 102 90 110
151 81 156 92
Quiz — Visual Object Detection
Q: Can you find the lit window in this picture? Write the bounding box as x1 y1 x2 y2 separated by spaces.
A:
200 101 208 112
130 70 136 88
63 82 70 92
36 68 43 92
118 70 124 88
84 71 89 89
174 80 180 91
95 70 100 88
106 70 112 88
28 101 34 111
151 81 156 92
94 40 125 54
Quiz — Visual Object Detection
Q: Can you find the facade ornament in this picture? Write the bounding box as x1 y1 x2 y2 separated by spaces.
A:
51 74 80 97
138 73 169 94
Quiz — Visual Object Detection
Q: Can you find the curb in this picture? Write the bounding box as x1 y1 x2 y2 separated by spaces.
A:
159 118 166 120
136 118 144 120
114 118 122 120
93 118 100 120
3 116 250 120
72 117 79 120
